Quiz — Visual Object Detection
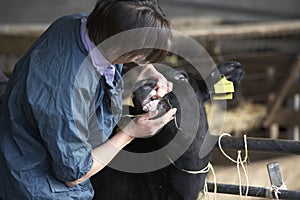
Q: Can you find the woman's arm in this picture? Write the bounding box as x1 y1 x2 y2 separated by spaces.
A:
65 108 177 186
65 131 133 187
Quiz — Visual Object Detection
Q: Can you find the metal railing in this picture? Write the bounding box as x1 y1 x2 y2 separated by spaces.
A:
207 136 300 199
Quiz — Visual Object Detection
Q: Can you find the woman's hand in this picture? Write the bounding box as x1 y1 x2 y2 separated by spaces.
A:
121 108 177 138
152 72 173 99
137 64 173 98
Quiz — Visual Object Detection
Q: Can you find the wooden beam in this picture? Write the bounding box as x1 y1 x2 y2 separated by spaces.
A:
273 109 300 126
1 19 300 40
179 20 300 40
263 55 300 127
0 24 48 37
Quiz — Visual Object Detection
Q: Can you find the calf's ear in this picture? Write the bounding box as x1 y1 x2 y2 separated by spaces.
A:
208 61 245 89
191 61 245 102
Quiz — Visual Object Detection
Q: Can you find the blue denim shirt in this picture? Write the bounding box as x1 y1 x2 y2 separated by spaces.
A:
0 14 123 199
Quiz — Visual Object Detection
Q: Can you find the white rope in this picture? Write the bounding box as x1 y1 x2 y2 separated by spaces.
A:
266 185 281 200
266 182 286 199
166 133 251 200
166 156 217 200
218 133 250 200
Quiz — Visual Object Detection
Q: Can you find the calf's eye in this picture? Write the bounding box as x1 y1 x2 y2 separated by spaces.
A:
174 73 187 82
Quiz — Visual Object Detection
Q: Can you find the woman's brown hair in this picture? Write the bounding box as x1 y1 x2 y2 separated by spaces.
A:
87 0 172 63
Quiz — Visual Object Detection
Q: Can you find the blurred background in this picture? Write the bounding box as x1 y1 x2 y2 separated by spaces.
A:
0 0 299 199
1 0 300 23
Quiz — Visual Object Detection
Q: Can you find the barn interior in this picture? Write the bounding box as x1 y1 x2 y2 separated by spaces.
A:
0 0 299 199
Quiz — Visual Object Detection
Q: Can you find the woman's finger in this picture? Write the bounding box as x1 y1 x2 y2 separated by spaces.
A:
138 110 158 121
155 81 173 98
150 108 177 126
166 81 173 93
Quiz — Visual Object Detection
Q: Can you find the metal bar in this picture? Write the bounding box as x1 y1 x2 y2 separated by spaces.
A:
267 162 285 188
217 136 300 155
207 182 300 199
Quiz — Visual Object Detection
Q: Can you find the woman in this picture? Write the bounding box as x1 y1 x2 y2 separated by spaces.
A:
0 0 176 199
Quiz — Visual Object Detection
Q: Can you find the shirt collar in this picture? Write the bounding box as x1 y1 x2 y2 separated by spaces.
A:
80 18 115 83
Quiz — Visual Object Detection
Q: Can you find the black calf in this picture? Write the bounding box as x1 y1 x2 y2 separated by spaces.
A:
91 61 244 200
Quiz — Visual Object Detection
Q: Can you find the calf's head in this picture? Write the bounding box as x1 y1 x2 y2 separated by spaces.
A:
124 61 244 155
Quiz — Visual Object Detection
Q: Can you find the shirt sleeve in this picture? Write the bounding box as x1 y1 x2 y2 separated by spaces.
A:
26 48 94 182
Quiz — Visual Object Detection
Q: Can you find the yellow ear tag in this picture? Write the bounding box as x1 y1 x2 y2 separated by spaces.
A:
213 75 234 100
213 93 233 100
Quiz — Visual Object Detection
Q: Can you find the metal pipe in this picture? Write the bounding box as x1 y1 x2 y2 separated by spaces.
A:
207 182 300 199
217 136 300 155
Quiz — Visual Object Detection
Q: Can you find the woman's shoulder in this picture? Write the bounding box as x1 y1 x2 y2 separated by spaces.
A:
51 13 88 27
